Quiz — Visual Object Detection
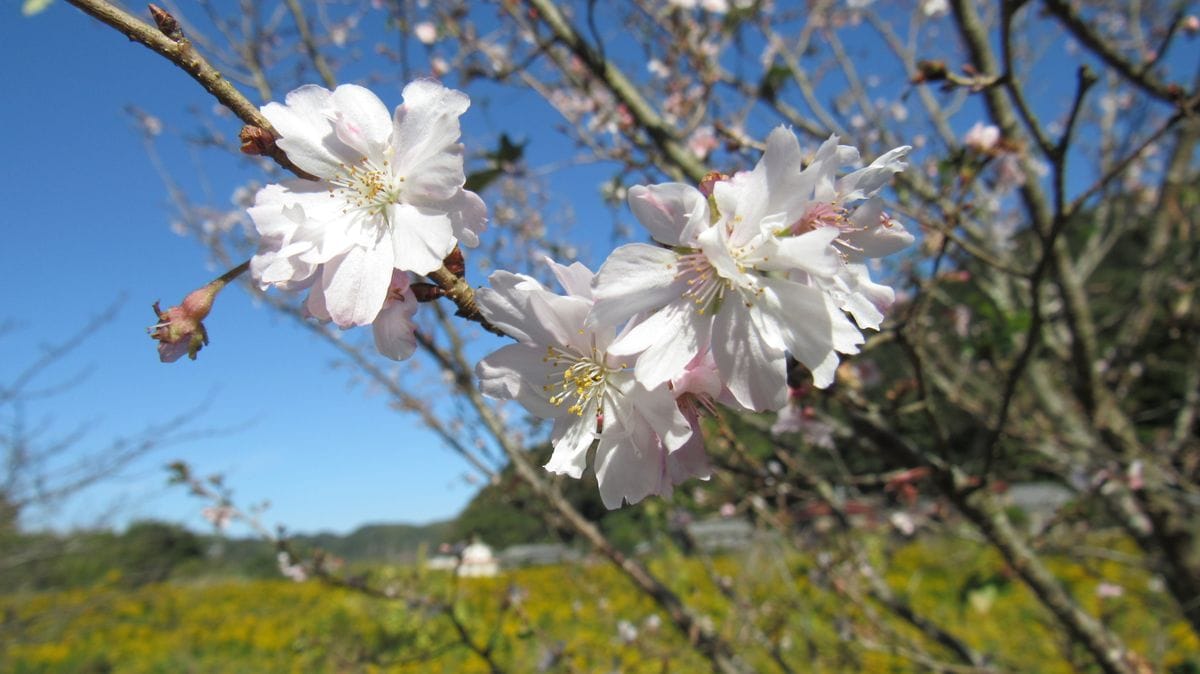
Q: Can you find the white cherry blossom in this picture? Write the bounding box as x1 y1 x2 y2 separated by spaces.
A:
475 260 695 509
782 134 913 332
249 81 485 331
592 127 910 411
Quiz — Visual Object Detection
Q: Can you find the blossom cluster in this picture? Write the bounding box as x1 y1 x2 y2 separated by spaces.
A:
240 82 912 508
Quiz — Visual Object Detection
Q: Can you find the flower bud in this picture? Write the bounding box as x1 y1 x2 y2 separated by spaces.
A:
149 279 226 362
148 4 183 41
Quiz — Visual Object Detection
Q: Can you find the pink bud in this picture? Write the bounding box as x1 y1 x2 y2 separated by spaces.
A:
149 280 224 362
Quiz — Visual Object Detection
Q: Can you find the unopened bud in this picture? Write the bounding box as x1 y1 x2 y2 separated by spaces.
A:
149 269 236 363
913 60 948 84
148 4 183 41
411 283 446 303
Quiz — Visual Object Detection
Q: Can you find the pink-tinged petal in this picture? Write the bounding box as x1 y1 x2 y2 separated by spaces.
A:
261 85 350 178
392 80 470 201
593 419 664 509
712 302 787 411
546 258 595 300
157 339 191 363
387 203 455 274
591 244 686 329
444 188 488 248
613 302 707 389
330 84 393 158
546 415 596 479
765 227 841 277
629 381 693 452
475 343 561 418
627 183 708 246
667 426 712 485
671 350 723 399
373 299 418 362
321 242 394 326
304 282 331 321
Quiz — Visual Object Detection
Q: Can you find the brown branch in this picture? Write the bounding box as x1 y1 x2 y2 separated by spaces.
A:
1041 0 1195 110
514 0 708 183
283 0 337 89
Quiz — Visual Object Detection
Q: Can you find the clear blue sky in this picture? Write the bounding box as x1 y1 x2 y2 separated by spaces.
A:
0 4 565 535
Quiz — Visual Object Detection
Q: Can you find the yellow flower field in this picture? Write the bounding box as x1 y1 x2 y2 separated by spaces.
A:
2 539 1196 673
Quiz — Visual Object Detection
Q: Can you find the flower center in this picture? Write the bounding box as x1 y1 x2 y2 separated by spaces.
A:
677 252 730 315
791 202 848 235
543 346 616 417
329 157 404 217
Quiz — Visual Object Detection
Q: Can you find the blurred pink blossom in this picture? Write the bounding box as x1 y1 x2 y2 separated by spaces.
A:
414 21 437 45
964 122 1001 153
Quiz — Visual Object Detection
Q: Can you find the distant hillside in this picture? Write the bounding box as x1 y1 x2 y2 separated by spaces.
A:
290 521 454 561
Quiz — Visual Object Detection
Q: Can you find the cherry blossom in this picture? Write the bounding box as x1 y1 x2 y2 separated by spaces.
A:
249 81 485 332
592 127 909 411
474 260 695 508
964 122 1001 153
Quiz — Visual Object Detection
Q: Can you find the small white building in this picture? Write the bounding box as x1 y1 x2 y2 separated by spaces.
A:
458 539 499 577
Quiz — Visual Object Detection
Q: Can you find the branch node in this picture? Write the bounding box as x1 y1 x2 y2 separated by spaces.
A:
239 125 276 157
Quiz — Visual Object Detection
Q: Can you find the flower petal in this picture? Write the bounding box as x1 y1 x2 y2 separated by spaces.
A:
760 277 842 389
838 145 910 201
764 227 841 277
321 241 394 326
629 381 693 452
372 282 419 361
546 415 596 480
613 302 708 389
591 244 686 329
711 301 787 411
261 85 352 178
546 258 595 300
392 80 470 202
475 343 561 418
444 188 488 249
387 203 456 275
627 183 708 246
593 418 663 509
330 84 393 159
